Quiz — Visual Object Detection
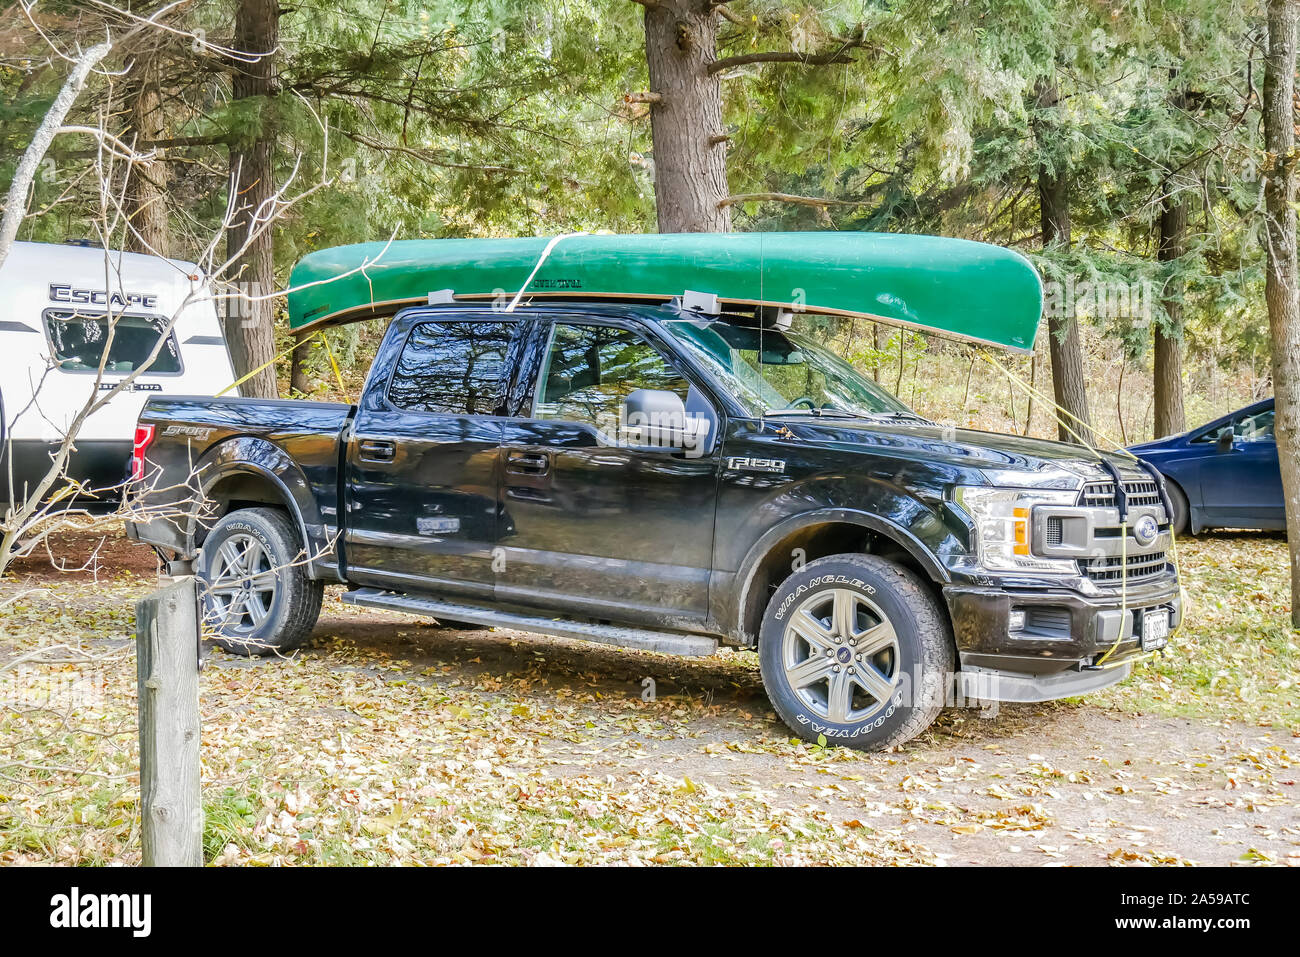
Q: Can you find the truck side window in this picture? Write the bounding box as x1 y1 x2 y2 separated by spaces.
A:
533 323 689 430
388 320 513 415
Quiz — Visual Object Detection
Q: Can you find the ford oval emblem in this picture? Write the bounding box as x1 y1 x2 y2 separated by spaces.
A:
1133 514 1159 547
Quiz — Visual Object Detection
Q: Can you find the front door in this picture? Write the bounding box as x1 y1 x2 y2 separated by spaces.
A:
345 317 520 599
1198 406 1283 527
496 319 721 626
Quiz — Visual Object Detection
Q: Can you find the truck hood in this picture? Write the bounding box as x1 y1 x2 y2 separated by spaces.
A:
794 418 1132 488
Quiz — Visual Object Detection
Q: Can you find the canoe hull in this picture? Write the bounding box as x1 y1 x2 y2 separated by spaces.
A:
287 232 1043 352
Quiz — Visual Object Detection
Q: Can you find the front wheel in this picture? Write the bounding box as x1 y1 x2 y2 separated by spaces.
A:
758 554 954 751
1163 477 1190 536
197 506 324 656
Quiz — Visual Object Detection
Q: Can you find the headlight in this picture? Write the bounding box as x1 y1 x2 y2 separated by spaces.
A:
953 486 1079 575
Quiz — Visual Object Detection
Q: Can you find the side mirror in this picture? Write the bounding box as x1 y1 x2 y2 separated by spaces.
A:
622 389 711 455
1216 428 1235 453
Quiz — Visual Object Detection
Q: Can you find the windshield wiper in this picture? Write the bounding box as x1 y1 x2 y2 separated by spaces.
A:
764 408 875 419
873 410 938 425
764 407 936 425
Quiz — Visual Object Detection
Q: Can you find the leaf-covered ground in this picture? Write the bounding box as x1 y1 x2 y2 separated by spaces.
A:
1 532 1296 866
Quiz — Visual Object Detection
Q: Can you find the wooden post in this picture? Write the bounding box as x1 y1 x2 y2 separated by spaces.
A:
136 575 203 866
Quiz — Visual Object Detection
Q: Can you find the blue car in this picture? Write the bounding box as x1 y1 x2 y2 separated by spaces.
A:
1128 398 1280 535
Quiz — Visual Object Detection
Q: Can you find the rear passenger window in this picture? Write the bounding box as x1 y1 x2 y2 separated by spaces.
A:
387 321 513 415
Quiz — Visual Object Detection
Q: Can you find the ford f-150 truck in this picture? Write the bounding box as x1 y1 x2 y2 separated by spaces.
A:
126 300 1180 750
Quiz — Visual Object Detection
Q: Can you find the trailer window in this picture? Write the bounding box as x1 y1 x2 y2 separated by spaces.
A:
43 310 182 375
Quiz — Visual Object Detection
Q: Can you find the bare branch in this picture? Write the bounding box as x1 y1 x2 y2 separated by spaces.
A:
341 130 524 174
718 192 869 209
709 50 856 75
0 0 193 272
715 4 747 26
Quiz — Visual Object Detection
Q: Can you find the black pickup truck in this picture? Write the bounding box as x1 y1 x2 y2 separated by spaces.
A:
126 300 1180 749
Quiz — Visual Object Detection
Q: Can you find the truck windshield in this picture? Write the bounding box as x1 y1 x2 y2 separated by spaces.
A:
661 317 911 419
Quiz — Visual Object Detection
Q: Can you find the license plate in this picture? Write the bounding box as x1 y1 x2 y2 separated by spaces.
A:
1141 610 1170 650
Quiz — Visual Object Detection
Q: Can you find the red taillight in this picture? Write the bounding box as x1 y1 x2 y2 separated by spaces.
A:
129 424 156 481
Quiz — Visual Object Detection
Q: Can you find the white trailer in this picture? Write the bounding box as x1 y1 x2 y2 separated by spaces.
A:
0 241 237 506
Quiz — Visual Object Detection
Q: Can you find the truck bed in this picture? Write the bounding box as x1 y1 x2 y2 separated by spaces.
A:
127 395 354 573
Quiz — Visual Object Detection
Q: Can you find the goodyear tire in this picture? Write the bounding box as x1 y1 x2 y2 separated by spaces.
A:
197 506 324 656
758 553 954 751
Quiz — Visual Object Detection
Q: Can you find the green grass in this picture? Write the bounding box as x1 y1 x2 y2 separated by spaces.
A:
1098 533 1300 729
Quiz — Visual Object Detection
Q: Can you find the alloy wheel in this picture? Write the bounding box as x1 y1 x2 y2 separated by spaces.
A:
204 532 278 635
780 587 901 724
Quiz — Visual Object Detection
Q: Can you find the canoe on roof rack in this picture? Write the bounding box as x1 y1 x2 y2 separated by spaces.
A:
286 231 1043 352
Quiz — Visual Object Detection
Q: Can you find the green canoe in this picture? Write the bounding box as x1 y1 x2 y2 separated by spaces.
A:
287 232 1043 352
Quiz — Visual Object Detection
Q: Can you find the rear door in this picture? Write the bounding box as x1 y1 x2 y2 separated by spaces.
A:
496 318 722 626
344 316 522 599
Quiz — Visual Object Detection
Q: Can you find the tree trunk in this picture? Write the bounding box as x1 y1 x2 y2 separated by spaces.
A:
1023 352 1037 436
1154 192 1187 437
123 64 170 257
289 333 314 395
1035 78 1094 446
642 1 731 233
225 0 280 399
1263 0 1300 628
871 322 881 381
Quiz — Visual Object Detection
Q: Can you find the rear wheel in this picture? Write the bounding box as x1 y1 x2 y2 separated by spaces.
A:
758 554 954 751
198 506 323 656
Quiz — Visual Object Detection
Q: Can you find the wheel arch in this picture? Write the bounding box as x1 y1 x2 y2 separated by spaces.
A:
196 465 306 545
188 437 319 559
731 509 950 647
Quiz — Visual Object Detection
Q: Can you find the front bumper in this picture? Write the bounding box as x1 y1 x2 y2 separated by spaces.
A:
943 573 1180 696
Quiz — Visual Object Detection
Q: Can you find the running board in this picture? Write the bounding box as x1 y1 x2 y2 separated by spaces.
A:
341 587 719 657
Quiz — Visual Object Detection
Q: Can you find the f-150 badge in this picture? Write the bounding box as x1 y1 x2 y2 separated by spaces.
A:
727 456 786 473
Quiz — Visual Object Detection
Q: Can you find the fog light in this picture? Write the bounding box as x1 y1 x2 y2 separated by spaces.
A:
1008 609 1027 632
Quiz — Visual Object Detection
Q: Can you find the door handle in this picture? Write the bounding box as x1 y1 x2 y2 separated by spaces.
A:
358 438 396 462
506 450 550 475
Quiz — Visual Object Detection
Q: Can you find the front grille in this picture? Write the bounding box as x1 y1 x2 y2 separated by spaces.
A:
1079 478 1163 510
1080 550 1170 584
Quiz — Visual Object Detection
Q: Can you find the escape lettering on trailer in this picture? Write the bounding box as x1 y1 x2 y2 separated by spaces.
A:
49 283 159 310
